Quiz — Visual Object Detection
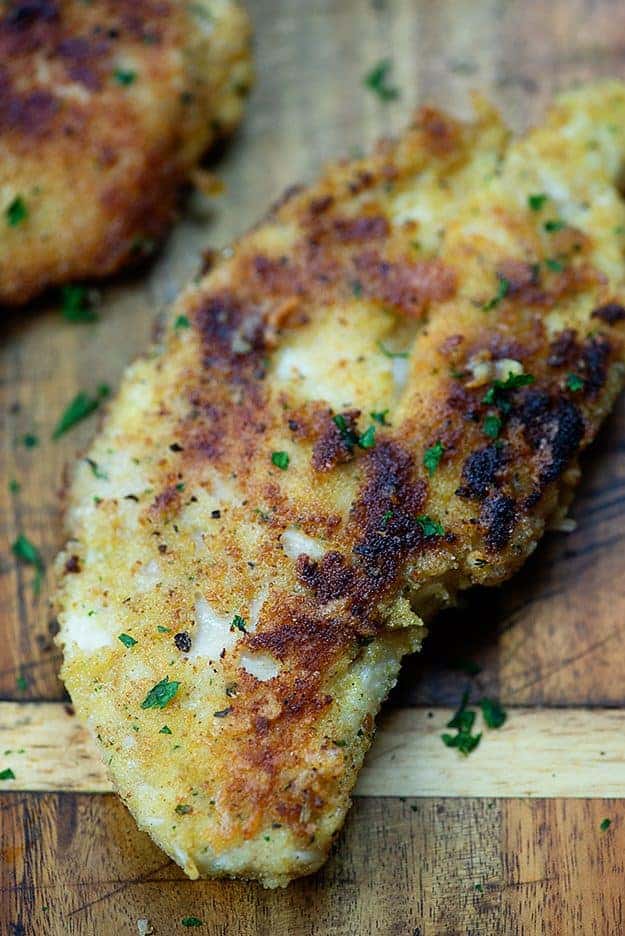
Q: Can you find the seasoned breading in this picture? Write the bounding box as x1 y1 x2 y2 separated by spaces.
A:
56 83 625 887
0 0 252 306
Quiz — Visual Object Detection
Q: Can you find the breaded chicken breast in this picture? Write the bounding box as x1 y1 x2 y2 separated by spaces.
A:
56 83 625 886
0 0 251 306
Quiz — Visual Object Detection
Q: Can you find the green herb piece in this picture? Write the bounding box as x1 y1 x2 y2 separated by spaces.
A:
333 413 359 449
118 633 137 648
544 218 565 233
85 458 108 480
441 690 482 756
528 193 547 212
174 314 190 330
181 919 203 929
113 68 136 86
175 804 192 815
483 275 510 311
159 725 172 734
475 883 484 893
377 340 409 359
358 425 376 449
482 372 535 410
6 195 27 227
416 514 444 538
423 440 444 476
545 257 564 273
479 697 507 729
140 676 180 710
566 373 584 392
0 768 15 780
483 414 502 439
351 280 363 298
364 59 400 101
157 626 170 633
8 479 21 494
271 451 290 470
381 509 393 528
22 433 39 448
231 614 247 633
600 818 612 831
176 482 185 491
61 285 97 322
16 675 28 691
52 385 110 439
12 534 44 579
370 410 390 425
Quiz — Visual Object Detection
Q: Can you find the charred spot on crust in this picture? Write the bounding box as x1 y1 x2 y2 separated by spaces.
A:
296 551 355 604
580 335 611 398
64 554 81 573
6 0 58 28
547 328 579 368
591 302 625 325
196 292 266 376
353 250 456 318
174 631 192 653
311 409 360 472
456 444 506 501
331 215 390 242
514 390 584 489
480 494 517 551
416 106 461 156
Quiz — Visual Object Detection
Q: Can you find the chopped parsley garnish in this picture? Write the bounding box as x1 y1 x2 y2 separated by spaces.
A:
333 413 358 448
416 514 444 538
528 193 547 212
22 433 39 448
231 614 247 633
377 340 409 359
157 626 171 633
358 425 376 449
370 410 390 425
12 534 44 593
113 68 137 85
351 279 363 298
381 509 393 528
181 919 203 928
600 818 612 832
482 414 502 439
566 373 584 392
6 195 27 227
8 479 20 493
423 440 444 476
175 804 192 815
483 275 510 311
159 725 172 734
176 482 185 491
545 257 564 273
479 697 507 729
16 675 28 691
544 218 565 233
271 451 290 470
174 314 190 330
52 385 110 439
140 676 180 710
85 458 108 480
61 285 97 322
442 690 482 756
118 633 137 648
0 768 15 780
475 883 484 893
363 59 400 101
482 372 535 411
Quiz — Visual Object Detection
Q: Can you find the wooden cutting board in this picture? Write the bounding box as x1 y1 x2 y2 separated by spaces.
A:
3 0 625 932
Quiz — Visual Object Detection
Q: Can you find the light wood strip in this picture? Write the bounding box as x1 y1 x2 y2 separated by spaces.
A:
1 702 624 797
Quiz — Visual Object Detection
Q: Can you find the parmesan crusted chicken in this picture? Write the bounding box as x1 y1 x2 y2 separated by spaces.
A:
0 0 251 306
56 83 625 886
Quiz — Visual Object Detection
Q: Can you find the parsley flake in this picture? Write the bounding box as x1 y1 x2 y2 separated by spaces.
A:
175 804 192 815
271 451 290 470
113 68 137 85
416 515 444 538
231 614 247 633
358 425 376 449
61 285 97 322
175 314 190 330
364 59 400 101
545 257 564 273
159 725 172 734
483 275 510 311
441 690 482 756
85 458 108 480
528 193 547 212
482 414 502 439
423 440 444 476
566 373 584 392
482 372 535 411
6 195 27 227
52 385 110 439
22 433 39 448
16 675 28 691
8 479 21 494
370 410 390 425
0 768 15 781
181 919 203 928
479 697 507 729
600 818 612 832
140 676 180 710
377 340 409 359
12 534 44 580
118 633 137 648
544 218 565 233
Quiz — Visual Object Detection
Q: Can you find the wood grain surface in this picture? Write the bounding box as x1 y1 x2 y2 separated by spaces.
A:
3 0 625 933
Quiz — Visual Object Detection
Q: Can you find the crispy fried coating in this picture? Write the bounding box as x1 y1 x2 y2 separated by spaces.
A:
56 83 625 886
0 0 252 305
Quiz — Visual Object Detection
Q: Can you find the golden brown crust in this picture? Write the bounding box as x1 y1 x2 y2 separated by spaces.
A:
0 0 252 305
